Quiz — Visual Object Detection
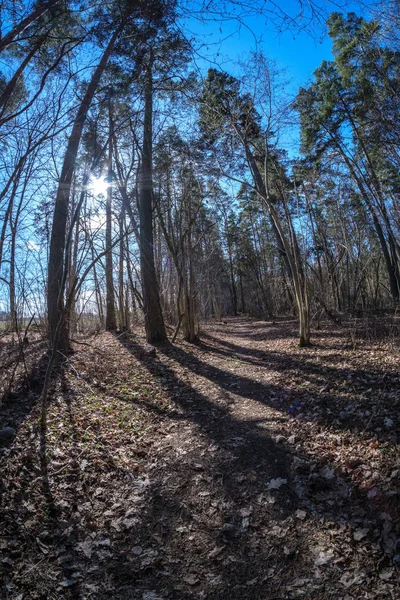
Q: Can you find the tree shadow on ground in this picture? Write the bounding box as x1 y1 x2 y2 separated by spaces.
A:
0 359 88 600
117 336 295 509
209 316 375 346
109 333 397 598
1 328 398 599
198 333 399 444
1 348 163 599
0 339 49 436
0 339 91 599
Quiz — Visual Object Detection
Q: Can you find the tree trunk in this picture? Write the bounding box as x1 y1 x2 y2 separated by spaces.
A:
239 271 246 313
91 244 104 327
185 226 198 342
118 209 127 330
105 100 116 331
227 241 237 315
47 26 121 351
0 162 24 269
138 55 167 344
0 0 62 54
327 126 400 302
242 136 310 345
9 218 17 332
0 35 45 117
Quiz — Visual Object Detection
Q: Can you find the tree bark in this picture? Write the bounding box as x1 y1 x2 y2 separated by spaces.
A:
118 209 127 330
0 35 46 117
328 129 400 302
105 99 116 331
241 134 310 345
47 26 122 351
138 55 167 344
0 0 62 54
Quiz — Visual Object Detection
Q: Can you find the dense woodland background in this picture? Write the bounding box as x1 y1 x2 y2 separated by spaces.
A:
0 0 399 349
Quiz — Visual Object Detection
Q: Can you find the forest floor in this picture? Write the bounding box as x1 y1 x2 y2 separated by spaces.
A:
0 316 399 599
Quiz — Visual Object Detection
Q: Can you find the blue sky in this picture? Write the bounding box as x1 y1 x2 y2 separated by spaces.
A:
184 0 374 82
183 0 337 80
181 0 371 156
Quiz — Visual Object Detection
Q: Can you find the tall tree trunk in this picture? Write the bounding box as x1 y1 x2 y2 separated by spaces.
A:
242 135 310 345
138 55 167 344
9 218 17 332
239 271 246 313
226 237 237 315
0 162 24 269
47 26 121 351
0 0 62 54
105 99 116 331
185 224 198 342
0 35 46 116
67 185 81 334
91 243 104 327
326 125 400 302
118 209 127 331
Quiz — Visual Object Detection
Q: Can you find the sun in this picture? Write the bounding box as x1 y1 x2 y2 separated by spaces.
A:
89 176 109 196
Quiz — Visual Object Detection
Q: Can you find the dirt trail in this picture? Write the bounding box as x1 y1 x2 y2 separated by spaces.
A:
115 317 399 599
1 317 399 599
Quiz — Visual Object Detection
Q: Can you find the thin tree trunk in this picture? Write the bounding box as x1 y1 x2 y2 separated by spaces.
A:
91 244 104 327
9 218 17 331
227 238 237 315
118 209 126 330
105 99 116 331
186 225 197 342
0 0 62 54
242 136 310 345
47 26 122 351
326 125 400 302
0 162 24 269
0 35 46 116
239 271 246 313
68 188 81 334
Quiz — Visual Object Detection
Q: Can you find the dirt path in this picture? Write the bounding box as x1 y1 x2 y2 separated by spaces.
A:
1 318 399 599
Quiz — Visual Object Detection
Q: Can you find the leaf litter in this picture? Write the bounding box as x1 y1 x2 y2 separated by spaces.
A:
0 317 399 598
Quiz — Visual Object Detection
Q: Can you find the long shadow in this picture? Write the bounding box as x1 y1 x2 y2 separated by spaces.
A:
202 331 396 383
0 341 49 434
1 349 159 599
159 340 399 442
208 316 376 346
113 334 398 598
47 339 298 599
203 330 380 369
0 339 91 597
2 330 398 598
199 334 400 443
0 356 87 600
118 336 295 507
110 335 309 598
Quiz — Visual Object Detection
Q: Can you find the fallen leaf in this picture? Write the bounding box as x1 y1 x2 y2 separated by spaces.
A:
183 575 199 585
379 569 393 581
315 549 334 566
208 546 225 559
295 509 307 520
60 579 77 588
267 478 287 490
353 528 369 541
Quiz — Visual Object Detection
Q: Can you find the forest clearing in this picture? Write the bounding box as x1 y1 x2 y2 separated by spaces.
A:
1 317 399 599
